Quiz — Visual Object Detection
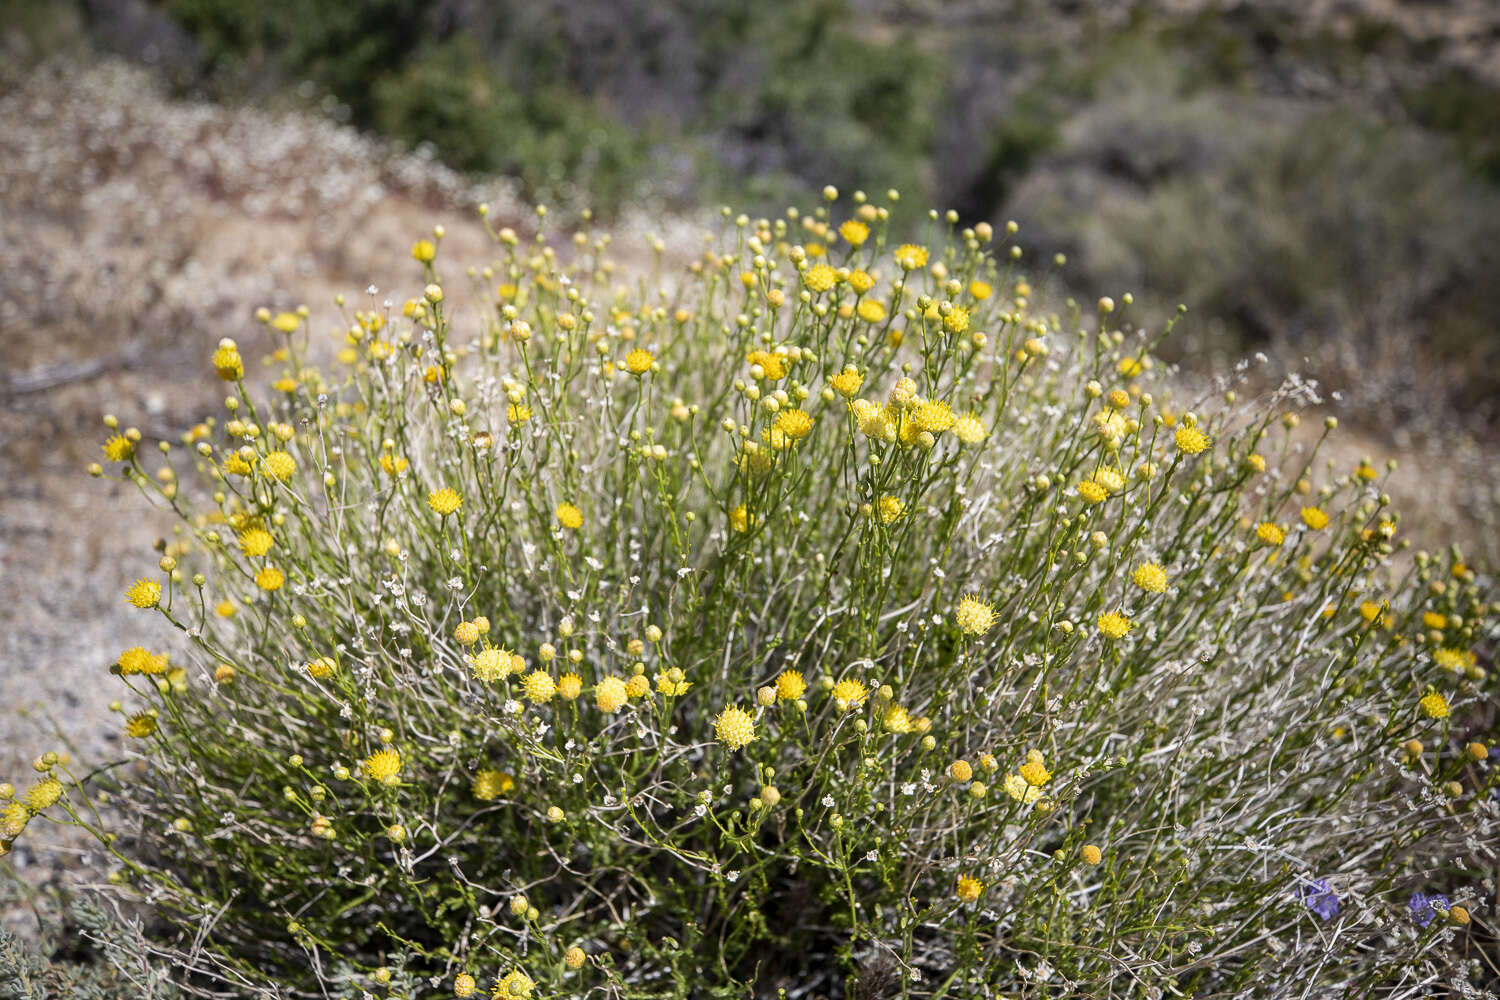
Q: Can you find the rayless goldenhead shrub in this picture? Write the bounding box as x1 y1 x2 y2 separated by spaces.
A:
4 190 1497 998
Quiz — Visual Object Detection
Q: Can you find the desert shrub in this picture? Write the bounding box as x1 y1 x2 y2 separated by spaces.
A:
4 193 1497 997
368 35 649 208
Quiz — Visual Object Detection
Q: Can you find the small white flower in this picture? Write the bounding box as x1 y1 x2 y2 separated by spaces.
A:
821 795 835 808
726 870 740 882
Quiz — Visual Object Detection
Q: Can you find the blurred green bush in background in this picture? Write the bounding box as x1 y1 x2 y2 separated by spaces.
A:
10 0 1500 432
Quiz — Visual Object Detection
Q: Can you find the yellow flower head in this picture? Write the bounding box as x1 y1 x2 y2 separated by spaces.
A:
223 452 255 476
851 399 894 442
494 969 535 998
1003 772 1043 805
213 342 244 381
471 647 515 683
714 705 757 750
969 280 992 300
802 265 838 293
1301 507 1329 530
1256 522 1285 546
118 646 168 676
1018 753 1051 787
1419 691 1449 720
624 349 655 375
522 671 557 704
894 244 928 270
847 269 874 294
625 673 651 700
955 594 997 636
380 453 409 475
831 678 868 710
1097 611 1132 640
1132 562 1168 593
745 350 788 381
555 503 584 530
952 414 987 444
102 434 135 462
596 676 628 713
830 368 864 398
875 495 905 524
557 672 583 700
774 409 814 442
1094 410 1129 445
363 748 402 784
25 779 62 811
838 220 869 246
955 875 983 903
126 712 157 739
256 566 285 591
239 528 274 557
856 299 887 323
1077 481 1108 504
942 307 969 334
472 769 515 801
411 239 436 263
125 578 162 609
729 505 753 533
2 802 29 838
911 400 955 433
1434 648 1475 673
655 667 692 696
882 703 912 733
776 670 806 701
1095 468 1126 494
428 488 463 517
949 760 973 782
1174 424 1210 455
263 451 295 481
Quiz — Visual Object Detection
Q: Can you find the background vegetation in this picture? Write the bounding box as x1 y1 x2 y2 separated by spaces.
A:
25 0 1495 435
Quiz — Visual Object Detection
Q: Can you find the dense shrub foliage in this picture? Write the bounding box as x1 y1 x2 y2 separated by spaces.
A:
4 193 1497 997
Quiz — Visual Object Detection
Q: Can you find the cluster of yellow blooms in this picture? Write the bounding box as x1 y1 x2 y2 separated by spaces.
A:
25 185 1492 999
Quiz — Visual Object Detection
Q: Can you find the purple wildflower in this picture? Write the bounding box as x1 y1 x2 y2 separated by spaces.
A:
1408 891 1449 928
1299 878 1339 921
